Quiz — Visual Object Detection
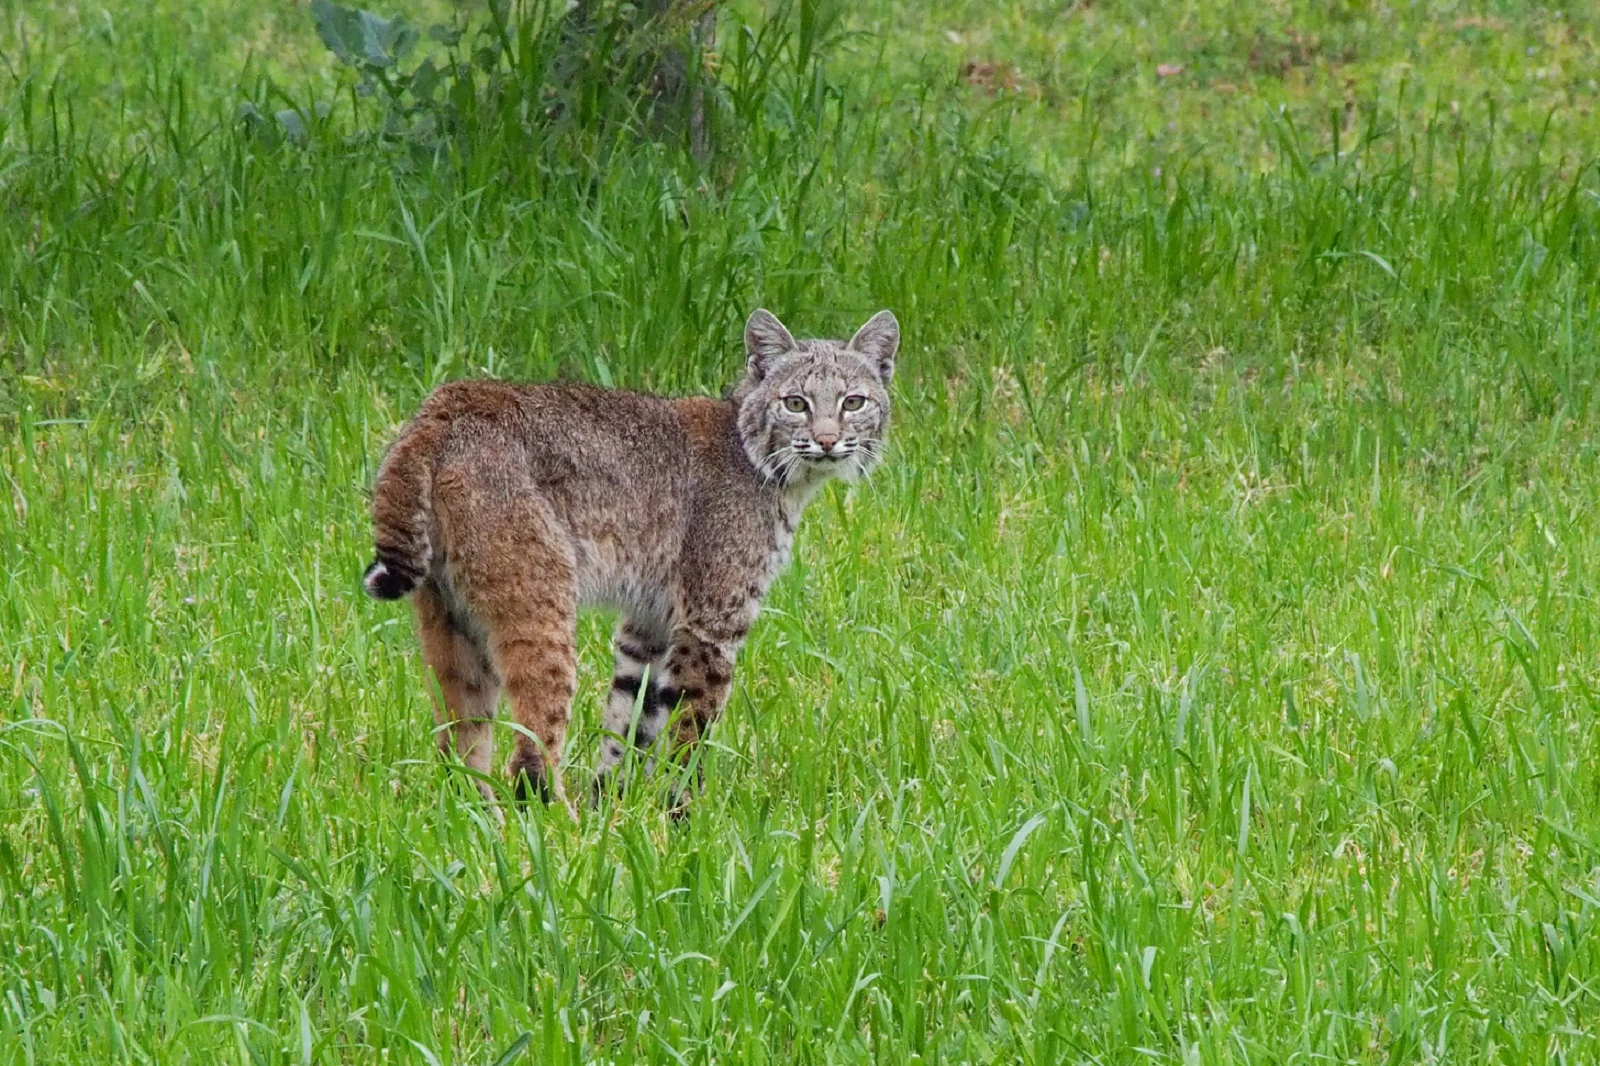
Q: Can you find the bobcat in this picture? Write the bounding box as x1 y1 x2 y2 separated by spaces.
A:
363 308 899 813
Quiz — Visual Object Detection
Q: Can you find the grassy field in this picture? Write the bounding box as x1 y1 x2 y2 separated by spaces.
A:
5 0 1600 1061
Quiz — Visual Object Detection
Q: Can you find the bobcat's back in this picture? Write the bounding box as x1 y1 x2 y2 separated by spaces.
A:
363 379 750 609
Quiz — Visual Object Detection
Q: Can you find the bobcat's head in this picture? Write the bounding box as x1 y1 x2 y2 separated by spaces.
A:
734 308 898 489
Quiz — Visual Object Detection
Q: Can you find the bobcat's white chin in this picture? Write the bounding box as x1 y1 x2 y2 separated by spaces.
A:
809 450 875 484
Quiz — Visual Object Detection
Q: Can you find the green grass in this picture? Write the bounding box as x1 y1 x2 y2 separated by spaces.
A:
5 0 1600 1061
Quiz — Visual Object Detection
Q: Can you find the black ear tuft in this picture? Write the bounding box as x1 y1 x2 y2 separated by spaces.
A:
848 310 899 383
745 308 797 379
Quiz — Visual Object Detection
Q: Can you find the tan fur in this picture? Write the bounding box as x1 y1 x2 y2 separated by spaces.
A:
364 309 899 812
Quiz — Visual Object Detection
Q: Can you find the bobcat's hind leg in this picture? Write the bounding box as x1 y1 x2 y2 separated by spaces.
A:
487 586 578 816
414 583 501 807
439 471 579 818
594 616 672 801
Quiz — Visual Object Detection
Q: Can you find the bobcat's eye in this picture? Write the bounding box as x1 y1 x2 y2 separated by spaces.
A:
841 395 867 412
782 396 808 414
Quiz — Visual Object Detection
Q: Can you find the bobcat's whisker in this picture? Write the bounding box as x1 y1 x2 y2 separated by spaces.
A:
760 446 801 485
775 451 805 484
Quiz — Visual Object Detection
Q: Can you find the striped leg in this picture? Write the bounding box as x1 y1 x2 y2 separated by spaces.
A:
661 628 739 814
594 617 671 797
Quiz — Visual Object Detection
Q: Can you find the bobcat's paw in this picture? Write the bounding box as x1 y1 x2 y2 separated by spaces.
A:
508 752 553 807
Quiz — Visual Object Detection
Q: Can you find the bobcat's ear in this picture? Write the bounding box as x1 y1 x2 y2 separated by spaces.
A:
848 309 899 383
745 309 797 380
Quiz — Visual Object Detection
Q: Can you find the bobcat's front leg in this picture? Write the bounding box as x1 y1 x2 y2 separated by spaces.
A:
658 626 741 811
593 617 672 801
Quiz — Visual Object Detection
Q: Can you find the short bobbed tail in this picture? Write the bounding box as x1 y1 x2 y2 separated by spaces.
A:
363 558 421 600
364 414 444 600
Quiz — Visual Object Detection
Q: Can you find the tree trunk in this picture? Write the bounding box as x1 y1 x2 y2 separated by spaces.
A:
688 7 714 161
565 0 717 156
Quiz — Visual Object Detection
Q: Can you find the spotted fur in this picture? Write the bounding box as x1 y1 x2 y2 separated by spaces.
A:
365 309 899 813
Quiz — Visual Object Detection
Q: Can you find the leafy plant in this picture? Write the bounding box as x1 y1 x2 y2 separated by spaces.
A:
300 0 729 155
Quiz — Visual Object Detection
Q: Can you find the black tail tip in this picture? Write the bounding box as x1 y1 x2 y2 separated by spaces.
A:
363 559 418 600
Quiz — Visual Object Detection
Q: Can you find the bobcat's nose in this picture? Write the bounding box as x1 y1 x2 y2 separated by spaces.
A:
814 433 840 453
